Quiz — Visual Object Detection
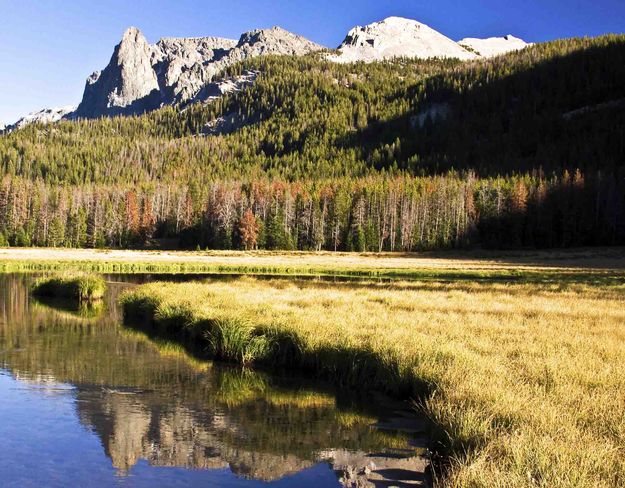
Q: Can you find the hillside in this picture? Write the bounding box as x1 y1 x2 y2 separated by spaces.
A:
2 35 624 182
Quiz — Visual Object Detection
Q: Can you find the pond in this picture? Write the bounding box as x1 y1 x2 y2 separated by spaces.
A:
0 274 428 487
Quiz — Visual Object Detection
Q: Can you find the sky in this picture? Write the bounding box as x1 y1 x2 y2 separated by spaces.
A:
1 0 624 124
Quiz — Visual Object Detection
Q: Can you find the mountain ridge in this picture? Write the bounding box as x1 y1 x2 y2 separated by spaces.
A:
3 105 76 132
2 17 529 128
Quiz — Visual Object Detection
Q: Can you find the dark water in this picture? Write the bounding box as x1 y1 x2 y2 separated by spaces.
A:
0 274 427 488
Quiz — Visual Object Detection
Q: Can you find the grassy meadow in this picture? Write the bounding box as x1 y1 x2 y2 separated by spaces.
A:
121 272 625 487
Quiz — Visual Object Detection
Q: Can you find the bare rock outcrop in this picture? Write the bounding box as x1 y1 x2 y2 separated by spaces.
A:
77 27 160 118
3 105 76 132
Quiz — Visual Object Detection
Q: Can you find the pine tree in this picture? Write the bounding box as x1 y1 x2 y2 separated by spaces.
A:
239 208 260 250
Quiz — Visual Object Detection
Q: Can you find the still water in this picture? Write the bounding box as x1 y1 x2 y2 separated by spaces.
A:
0 274 427 487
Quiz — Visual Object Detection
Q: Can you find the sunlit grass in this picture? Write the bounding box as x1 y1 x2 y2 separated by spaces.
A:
2 247 625 284
121 275 625 487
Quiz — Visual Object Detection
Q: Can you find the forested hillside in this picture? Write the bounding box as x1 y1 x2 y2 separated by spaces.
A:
0 35 624 250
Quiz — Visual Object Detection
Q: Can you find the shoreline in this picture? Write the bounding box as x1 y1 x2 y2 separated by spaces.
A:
1 247 624 281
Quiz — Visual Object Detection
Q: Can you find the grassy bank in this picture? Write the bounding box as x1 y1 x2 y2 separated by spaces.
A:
120 276 625 487
31 274 106 301
2 247 625 285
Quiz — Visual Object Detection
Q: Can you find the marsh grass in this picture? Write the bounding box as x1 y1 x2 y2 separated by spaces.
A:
31 273 106 301
121 276 625 487
207 318 273 365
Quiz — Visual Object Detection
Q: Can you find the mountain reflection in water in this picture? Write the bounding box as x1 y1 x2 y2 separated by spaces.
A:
0 273 428 487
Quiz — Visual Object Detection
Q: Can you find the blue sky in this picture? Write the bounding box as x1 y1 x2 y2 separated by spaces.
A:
1 0 624 124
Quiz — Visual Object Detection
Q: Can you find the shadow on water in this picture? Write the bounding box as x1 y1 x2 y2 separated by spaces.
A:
0 273 430 487
31 295 105 320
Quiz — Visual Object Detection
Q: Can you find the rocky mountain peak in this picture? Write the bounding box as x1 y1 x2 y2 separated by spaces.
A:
121 26 143 42
237 27 274 46
329 16 476 63
236 26 323 54
76 26 159 118
327 16 529 63
73 25 322 119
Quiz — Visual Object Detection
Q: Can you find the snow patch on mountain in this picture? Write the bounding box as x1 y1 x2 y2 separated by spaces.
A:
329 17 477 63
458 35 530 58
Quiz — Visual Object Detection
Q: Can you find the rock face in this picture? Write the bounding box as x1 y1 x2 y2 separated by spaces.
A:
75 26 322 118
329 16 477 63
329 16 529 63
458 35 530 58
152 36 239 104
77 27 160 118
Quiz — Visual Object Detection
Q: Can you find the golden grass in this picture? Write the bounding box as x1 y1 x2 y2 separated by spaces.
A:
2 247 625 279
121 276 625 487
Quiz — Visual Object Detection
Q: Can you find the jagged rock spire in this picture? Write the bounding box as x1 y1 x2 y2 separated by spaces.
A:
75 25 322 119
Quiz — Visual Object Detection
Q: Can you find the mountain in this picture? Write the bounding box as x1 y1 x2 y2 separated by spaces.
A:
3 34 623 183
75 26 322 118
1 34 624 251
3 106 76 132
328 17 529 63
3 17 529 127
329 17 476 63
458 35 530 57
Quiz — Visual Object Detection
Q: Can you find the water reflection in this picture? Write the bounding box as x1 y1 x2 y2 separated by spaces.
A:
0 274 428 487
32 295 105 319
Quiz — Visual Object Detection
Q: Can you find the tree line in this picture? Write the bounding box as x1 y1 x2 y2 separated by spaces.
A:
1 170 623 251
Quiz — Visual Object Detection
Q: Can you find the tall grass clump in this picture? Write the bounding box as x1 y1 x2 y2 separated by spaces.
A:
206 318 272 365
31 273 106 301
120 276 625 487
